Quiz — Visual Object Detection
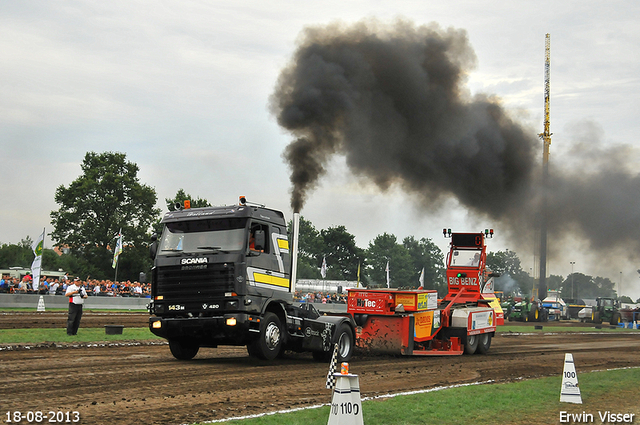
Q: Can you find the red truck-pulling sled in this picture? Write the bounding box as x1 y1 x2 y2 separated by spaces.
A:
347 230 501 356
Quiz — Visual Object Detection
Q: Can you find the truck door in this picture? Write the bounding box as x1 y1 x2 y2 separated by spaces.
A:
246 222 290 292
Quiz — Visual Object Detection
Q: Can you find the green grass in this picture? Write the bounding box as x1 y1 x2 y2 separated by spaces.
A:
498 324 628 333
0 327 162 344
208 368 640 425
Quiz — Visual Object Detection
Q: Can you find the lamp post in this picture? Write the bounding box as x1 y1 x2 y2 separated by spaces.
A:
570 262 575 299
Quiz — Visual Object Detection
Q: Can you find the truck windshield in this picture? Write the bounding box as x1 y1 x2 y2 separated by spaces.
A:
450 249 482 267
159 218 247 254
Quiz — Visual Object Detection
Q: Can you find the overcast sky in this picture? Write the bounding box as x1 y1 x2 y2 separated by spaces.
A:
2 1 640 298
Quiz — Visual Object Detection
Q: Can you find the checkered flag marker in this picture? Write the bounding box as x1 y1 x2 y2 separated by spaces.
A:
325 343 339 389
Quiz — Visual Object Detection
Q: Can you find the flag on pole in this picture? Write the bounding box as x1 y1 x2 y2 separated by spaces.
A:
356 261 361 288
320 256 327 279
31 228 45 292
419 267 425 288
385 261 390 288
112 230 123 269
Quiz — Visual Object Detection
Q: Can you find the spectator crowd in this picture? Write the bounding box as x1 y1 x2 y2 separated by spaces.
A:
293 291 347 304
0 274 151 298
1 275 347 303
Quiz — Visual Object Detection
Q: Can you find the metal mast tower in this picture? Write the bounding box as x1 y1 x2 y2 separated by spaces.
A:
538 33 551 299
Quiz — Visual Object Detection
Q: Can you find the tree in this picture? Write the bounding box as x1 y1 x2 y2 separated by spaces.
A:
402 236 446 294
486 250 534 296
560 273 616 299
165 189 211 211
289 216 323 279
547 275 564 291
619 295 634 303
320 226 365 281
0 237 33 268
366 233 413 288
50 152 160 280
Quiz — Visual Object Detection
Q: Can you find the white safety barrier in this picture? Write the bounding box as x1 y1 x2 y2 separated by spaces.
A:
37 296 46 312
327 373 364 425
560 353 582 404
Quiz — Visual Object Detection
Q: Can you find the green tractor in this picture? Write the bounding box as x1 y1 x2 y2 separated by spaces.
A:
589 297 621 325
508 298 548 322
501 297 516 321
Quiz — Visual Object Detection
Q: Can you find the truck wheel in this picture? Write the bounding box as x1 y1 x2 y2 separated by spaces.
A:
168 339 199 360
476 333 492 354
464 334 478 355
312 322 354 362
334 323 354 362
248 312 283 360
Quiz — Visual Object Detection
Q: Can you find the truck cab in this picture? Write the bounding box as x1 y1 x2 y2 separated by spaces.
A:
148 199 354 362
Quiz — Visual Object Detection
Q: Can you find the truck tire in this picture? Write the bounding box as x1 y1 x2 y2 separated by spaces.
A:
312 322 354 362
248 312 283 360
476 333 492 354
168 339 199 360
593 311 601 324
464 334 478 355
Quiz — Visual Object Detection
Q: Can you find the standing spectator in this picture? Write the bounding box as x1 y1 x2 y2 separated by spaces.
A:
0 277 7 293
17 277 30 293
65 278 87 336
132 282 143 297
49 279 59 295
39 277 49 295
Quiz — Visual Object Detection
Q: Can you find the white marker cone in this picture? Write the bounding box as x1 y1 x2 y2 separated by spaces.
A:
560 353 582 404
327 373 364 425
37 296 46 312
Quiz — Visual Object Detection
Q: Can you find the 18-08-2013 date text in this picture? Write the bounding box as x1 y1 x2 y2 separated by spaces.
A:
5 411 80 423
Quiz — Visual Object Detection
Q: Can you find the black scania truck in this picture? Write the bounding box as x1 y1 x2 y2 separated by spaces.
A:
148 197 354 361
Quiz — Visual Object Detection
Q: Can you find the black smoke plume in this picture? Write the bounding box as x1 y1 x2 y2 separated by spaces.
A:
271 19 640 267
272 20 536 216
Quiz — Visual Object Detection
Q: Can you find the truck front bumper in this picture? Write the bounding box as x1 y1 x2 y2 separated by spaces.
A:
149 313 260 347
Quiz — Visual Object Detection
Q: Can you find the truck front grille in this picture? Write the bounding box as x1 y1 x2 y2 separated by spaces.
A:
156 263 235 302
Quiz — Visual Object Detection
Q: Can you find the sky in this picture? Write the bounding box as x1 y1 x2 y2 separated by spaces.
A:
2 1 640 299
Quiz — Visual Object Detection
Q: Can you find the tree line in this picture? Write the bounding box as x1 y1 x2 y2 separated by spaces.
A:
0 151 636 302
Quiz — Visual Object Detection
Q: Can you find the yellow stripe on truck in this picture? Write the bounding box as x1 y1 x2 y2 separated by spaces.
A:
253 272 290 289
277 239 289 250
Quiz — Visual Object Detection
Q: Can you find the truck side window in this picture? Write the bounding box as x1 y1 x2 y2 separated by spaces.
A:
250 223 269 253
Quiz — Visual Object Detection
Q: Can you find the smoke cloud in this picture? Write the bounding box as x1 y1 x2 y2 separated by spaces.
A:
270 19 640 267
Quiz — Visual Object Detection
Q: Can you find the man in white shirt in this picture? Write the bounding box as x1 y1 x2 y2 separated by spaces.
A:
65 278 88 336
49 280 59 295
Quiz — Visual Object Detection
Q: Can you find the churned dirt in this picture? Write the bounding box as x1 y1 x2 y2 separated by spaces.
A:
2 312 640 425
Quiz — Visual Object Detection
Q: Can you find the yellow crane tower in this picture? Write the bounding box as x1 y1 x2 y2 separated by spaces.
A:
537 33 551 299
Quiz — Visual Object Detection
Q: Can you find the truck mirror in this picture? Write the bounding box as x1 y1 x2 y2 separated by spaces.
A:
254 230 266 251
149 234 158 259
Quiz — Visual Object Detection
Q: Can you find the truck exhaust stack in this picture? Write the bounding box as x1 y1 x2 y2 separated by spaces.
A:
290 212 300 293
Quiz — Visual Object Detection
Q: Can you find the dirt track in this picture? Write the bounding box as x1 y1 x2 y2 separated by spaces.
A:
2 312 640 425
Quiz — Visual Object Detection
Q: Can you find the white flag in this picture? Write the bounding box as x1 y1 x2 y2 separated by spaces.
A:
419 267 425 288
112 230 123 269
31 228 45 291
385 261 390 288
320 256 327 279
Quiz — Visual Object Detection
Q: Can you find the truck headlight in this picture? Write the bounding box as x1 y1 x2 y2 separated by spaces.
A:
226 317 237 326
152 321 162 329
